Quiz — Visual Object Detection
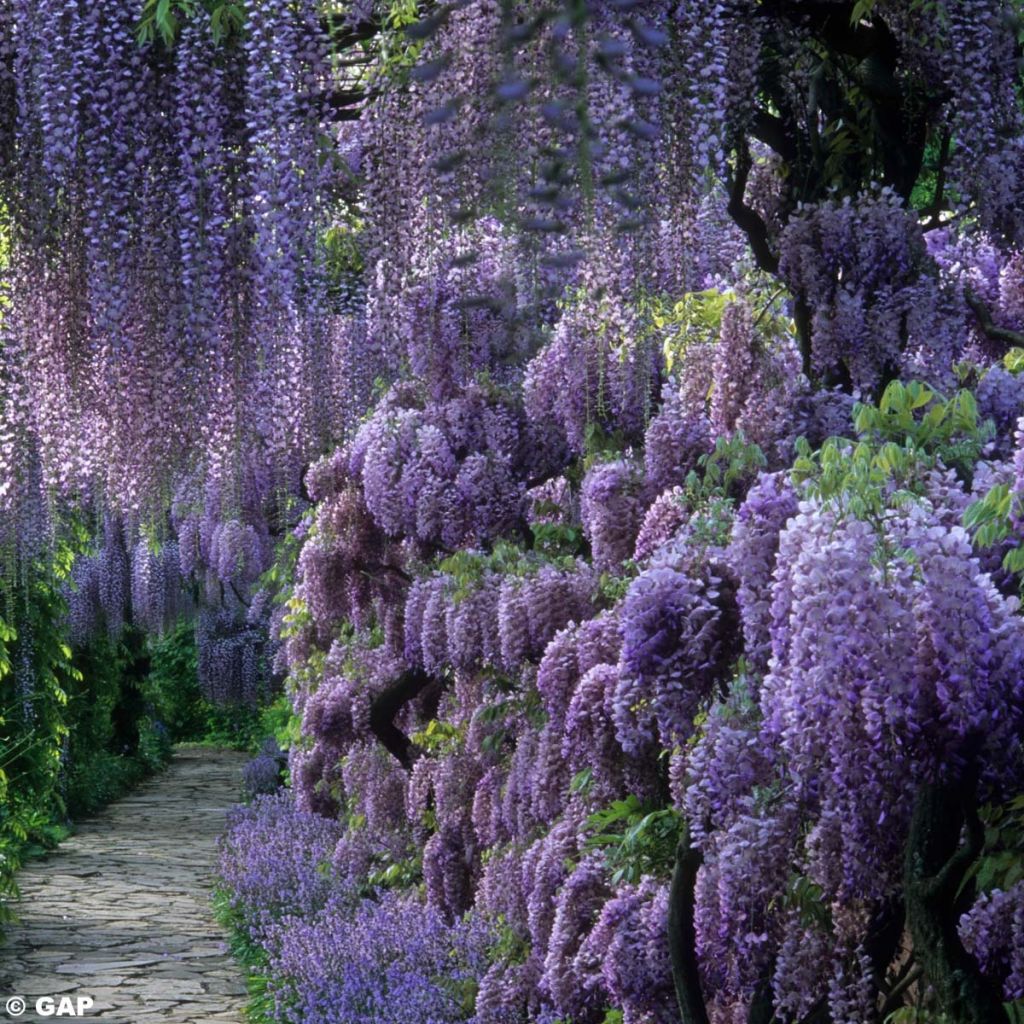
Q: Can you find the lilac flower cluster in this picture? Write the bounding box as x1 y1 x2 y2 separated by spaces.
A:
0 0 359 551
779 191 964 390
196 608 270 707
264 889 491 1024
959 882 1024 1000
580 459 645 572
615 539 738 754
218 792 343 943
350 381 545 552
764 501 1024 897
643 393 712 494
584 879 676 1024
523 290 661 456
633 486 688 563
725 472 798 675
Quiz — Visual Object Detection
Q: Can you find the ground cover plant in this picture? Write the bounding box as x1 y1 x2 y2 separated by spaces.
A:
2 0 1024 1021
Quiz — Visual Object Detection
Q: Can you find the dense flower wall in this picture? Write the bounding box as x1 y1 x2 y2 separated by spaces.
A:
2 0 1024 1021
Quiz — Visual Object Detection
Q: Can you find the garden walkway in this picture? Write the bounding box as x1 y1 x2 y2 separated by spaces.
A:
0 747 250 1023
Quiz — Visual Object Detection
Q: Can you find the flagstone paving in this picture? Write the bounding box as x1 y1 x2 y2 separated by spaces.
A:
0 747 250 1024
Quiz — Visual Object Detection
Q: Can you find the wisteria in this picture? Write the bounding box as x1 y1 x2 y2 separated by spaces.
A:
778 190 961 390
200 4 1024 1016
960 882 1024 1001
4 1 1024 1023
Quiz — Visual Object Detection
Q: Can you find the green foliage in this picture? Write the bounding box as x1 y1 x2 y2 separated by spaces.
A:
0 200 9 273
146 620 265 750
598 562 639 605
410 718 464 756
653 283 793 382
259 692 301 754
375 0 424 80
851 380 990 478
686 431 767 506
323 222 364 273
849 0 879 23
259 510 307 607
198 703 265 751
0 539 84 922
474 691 546 754
438 542 531 599
581 421 635 468
1005 347 1024 375
794 380 991 525
652 288 728 375
438 540 583 604
963 481 1018 565
776 874 831 930
212 888 278 1024
958 376 1024 583
584 795 685 885
529 517 586 559
136 0 245 48
850 0 946 29
793 435 916 522
483 915 531 969
363 846 423 893
145 620 205 740
963 794 1024 898
569 766 595 797
63 626 169 817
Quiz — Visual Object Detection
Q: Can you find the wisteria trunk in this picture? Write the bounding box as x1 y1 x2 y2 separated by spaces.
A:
668 826 710 1024
904 777 1007 1023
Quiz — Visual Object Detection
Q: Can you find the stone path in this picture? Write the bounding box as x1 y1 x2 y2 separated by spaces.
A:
0 747 250 1024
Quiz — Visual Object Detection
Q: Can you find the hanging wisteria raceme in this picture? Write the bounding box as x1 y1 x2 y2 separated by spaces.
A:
3 0 1022 551
642 393 711 495
5 1 1024 1022
524 286 661 457
196 605 271 707
725 471 798 676
0 0 364 566
960 882 1024 1002
614 536 738 755
580 458 645 572
682 490 1024 1021
129 538 193 636
778 190 965 391
0 0 390 720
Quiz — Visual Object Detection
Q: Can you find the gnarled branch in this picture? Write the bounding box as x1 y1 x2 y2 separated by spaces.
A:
668 825 710 1024
965 289 1024 349
903 774 1006 1024
369 668 442 770
727 144 779 277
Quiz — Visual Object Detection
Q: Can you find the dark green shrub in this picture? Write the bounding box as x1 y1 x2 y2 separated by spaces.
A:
145 620 263 750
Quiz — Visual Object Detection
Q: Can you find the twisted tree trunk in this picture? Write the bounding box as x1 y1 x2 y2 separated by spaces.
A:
903 776 1007 1024
668 825 710 1024
368 668 442 770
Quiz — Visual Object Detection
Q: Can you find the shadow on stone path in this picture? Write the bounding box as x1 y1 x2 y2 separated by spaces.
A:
0 747 250 1024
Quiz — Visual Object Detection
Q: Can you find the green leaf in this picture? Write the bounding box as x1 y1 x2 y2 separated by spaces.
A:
1004 547 1024 574
1005 347 1024 374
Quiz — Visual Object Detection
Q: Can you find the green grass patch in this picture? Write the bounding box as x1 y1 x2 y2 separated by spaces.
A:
212 888 279 1024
